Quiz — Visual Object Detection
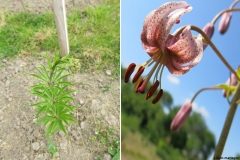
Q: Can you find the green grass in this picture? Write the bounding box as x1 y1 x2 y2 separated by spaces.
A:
0 0 120 76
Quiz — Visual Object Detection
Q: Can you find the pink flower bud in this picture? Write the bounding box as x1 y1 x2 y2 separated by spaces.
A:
202 23 214 50
223 73 238 97
218 12 232 35
171 103 192 131
202 22 214 39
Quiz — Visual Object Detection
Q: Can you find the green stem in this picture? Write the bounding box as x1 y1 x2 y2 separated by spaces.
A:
49 60 61 82
211 8 240 24
190 87 222 103
214 83 240 158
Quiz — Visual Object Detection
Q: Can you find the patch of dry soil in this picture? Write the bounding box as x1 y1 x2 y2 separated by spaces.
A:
0 55 120 160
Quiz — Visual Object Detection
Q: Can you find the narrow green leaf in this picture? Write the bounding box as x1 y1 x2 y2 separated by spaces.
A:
39 64 50 79
56 89 76 99
36 116 55 125
60 114 77 124
30 100 49 107
46 121 55 137
52 68 64 82
31 90 48 100
51 121 59 135
35 67 49 81
57 102 75 113
57 96 74 102
57 120 67 135
29 73 48 82
56 74 71 82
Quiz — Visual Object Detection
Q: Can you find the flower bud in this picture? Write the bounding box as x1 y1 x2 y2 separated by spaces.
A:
170 103 192 131
218 12 232 35
202 22 214 50
223 73 238 97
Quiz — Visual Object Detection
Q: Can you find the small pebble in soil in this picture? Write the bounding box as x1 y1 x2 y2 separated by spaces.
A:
105 70 112 76
32 142 40 151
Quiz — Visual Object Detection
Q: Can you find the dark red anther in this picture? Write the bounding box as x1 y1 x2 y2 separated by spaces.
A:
124 63 136 83
132 66 145 83
175 19 180 24
146 80 159 100
152 89 163 104
135 78 144 93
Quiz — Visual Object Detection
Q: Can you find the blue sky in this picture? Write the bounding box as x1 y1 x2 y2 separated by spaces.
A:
121 0 240 159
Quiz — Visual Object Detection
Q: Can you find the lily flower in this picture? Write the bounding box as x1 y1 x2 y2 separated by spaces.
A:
124 1 203 104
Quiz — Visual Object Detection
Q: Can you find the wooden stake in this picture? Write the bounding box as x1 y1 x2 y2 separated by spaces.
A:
52 0 69 57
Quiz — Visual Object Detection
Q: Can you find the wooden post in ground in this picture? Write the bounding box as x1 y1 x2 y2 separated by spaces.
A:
52 0 69 57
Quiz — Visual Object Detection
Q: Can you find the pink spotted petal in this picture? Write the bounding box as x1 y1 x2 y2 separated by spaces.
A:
167 26 203 71
141 10 157 48
165 58 190 76
142 2 192 51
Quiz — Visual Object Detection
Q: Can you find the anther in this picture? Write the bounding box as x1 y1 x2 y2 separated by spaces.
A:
132 66 145 83
124 63 136 83
146 80 159 100
152 89 163 104
135 78 144 93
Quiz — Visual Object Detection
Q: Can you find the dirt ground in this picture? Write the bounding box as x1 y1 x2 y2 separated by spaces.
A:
0 0 120 160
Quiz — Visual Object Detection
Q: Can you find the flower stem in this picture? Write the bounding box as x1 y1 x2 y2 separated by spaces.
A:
174 25 238 80
190 87 222 103
214 83 240 158
211 8 240 24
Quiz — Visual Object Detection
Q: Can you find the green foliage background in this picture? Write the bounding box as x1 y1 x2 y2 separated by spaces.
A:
121 67 216 160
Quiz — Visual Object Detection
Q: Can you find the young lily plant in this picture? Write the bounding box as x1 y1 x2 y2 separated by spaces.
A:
29 52 80 138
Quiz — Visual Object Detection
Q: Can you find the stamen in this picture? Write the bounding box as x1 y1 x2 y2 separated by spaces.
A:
138 62 160 93
124 63 136 83
153 63 162 82
135 78 144 93
152 89 163 104
132 66 145 83
146 80 159 100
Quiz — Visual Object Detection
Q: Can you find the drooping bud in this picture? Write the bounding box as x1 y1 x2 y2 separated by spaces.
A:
152 89 163 104
223 73 238 97
132 66 145 83
170 103 192 131
124 63 136 83
218 12 232 35
202 22 214 50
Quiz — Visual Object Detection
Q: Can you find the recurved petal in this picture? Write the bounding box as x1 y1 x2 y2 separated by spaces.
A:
141 10 157 48
142 2 192 51
167 26 203 72
165 58 190 76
